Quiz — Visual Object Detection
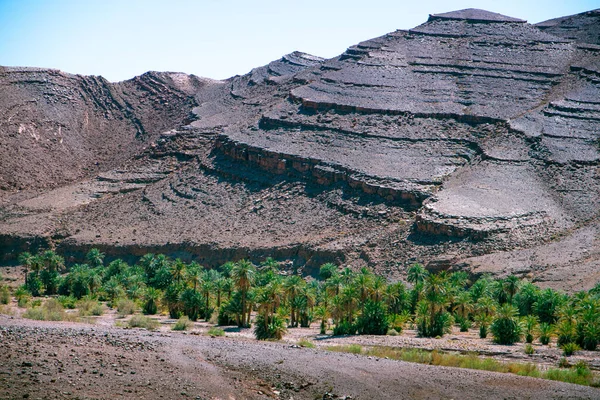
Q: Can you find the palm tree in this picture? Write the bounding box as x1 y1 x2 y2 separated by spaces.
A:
18 252 35 285
371 276 387 303
143 287 161 315
325 273 343 297
186 262 204 291
354 270 373 305
170 259 187 286
86 248 105 269
230 259 256 327
201 270 215 321
453 291 474 331
284 275 305 327
503 275 520 304
407 263 428 285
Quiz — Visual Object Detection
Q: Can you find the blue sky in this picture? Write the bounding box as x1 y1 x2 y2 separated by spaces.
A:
0 0 598 82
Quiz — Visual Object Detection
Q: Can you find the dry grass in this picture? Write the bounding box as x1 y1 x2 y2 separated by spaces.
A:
128 315 159 330
23 299 78 322
324 345 600 387
297 338 315 348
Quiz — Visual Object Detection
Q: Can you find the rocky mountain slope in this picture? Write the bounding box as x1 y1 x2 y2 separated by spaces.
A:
1 9 600 291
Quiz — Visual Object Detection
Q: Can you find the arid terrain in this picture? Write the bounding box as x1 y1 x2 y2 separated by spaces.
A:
1 8 600 291
2 311 600 400
2 7 600 399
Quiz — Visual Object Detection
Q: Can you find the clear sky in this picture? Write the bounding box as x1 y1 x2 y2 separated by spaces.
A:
0 0 598 82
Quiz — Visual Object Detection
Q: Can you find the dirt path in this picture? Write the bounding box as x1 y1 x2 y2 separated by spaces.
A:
1 316 599 400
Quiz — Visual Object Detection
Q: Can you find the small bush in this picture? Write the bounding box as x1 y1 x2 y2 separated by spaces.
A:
0 286 10 305
523 315 539 344
254 313 287 340
558 357 571 368
561 342 580 357
172 316 193 331
458 317 472 332
387 328 399 336
128 315 159 330
524 344 535 355
116 299 136 317
389 313 409 334
297 338 315 348
333 320 356 336
539 323 553 345
207 327 225 337
355 300 389 335
57 295 77 309
15 287 31 308
490 304 522 345
23 299 74 321
78 299 104 316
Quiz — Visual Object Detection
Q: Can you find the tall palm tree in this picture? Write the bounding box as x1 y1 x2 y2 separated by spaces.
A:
503 275 520 304
18 252 35 285
284 275 305 327
186 262 204 291
230 259 256 327
170 259 187 286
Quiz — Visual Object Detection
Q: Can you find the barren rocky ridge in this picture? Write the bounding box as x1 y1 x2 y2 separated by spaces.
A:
1 8 600 291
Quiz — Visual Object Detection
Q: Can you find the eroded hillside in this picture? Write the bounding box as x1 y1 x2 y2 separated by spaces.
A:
1 9 600 291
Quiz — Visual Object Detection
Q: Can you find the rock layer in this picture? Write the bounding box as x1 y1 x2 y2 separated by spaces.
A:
1 9 600 290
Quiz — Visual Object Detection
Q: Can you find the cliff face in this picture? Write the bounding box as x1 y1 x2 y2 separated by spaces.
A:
2 9 600 291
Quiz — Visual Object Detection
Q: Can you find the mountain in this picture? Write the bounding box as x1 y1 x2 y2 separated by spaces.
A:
1 9 600 291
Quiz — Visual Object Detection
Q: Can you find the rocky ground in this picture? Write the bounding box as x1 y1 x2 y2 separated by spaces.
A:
2 314 600 400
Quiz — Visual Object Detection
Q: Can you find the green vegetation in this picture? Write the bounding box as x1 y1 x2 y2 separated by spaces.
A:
128 315 159 330
77 298 104 316
11 249 600 349
116 298 136 317
207 326 225 336
0 285 10 305
524 343 535 355
173 316 193 331
23 299 76 321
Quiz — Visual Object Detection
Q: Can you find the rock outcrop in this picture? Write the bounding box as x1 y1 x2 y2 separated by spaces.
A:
1 8 600 290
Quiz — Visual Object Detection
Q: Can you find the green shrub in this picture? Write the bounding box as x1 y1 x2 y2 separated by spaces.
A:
355 300 389 335
57 295 77 309
142 288 161 315
0 286 10 305
561 342 580 357
172 316 193 331
77 298 103 316
524 344 535 355
207 327 225 337
254 313 286 340
389 312 409 334
23 299 72 321
128 315 159 330
457 316 472 332
539 323 553 345
333 320 356 336
557 320 577 346
326 344 362 354
217 302 236 326
116 298 136 317
523 315 539 344
26 273 43 297
387 328 399 336
490 304 522 345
